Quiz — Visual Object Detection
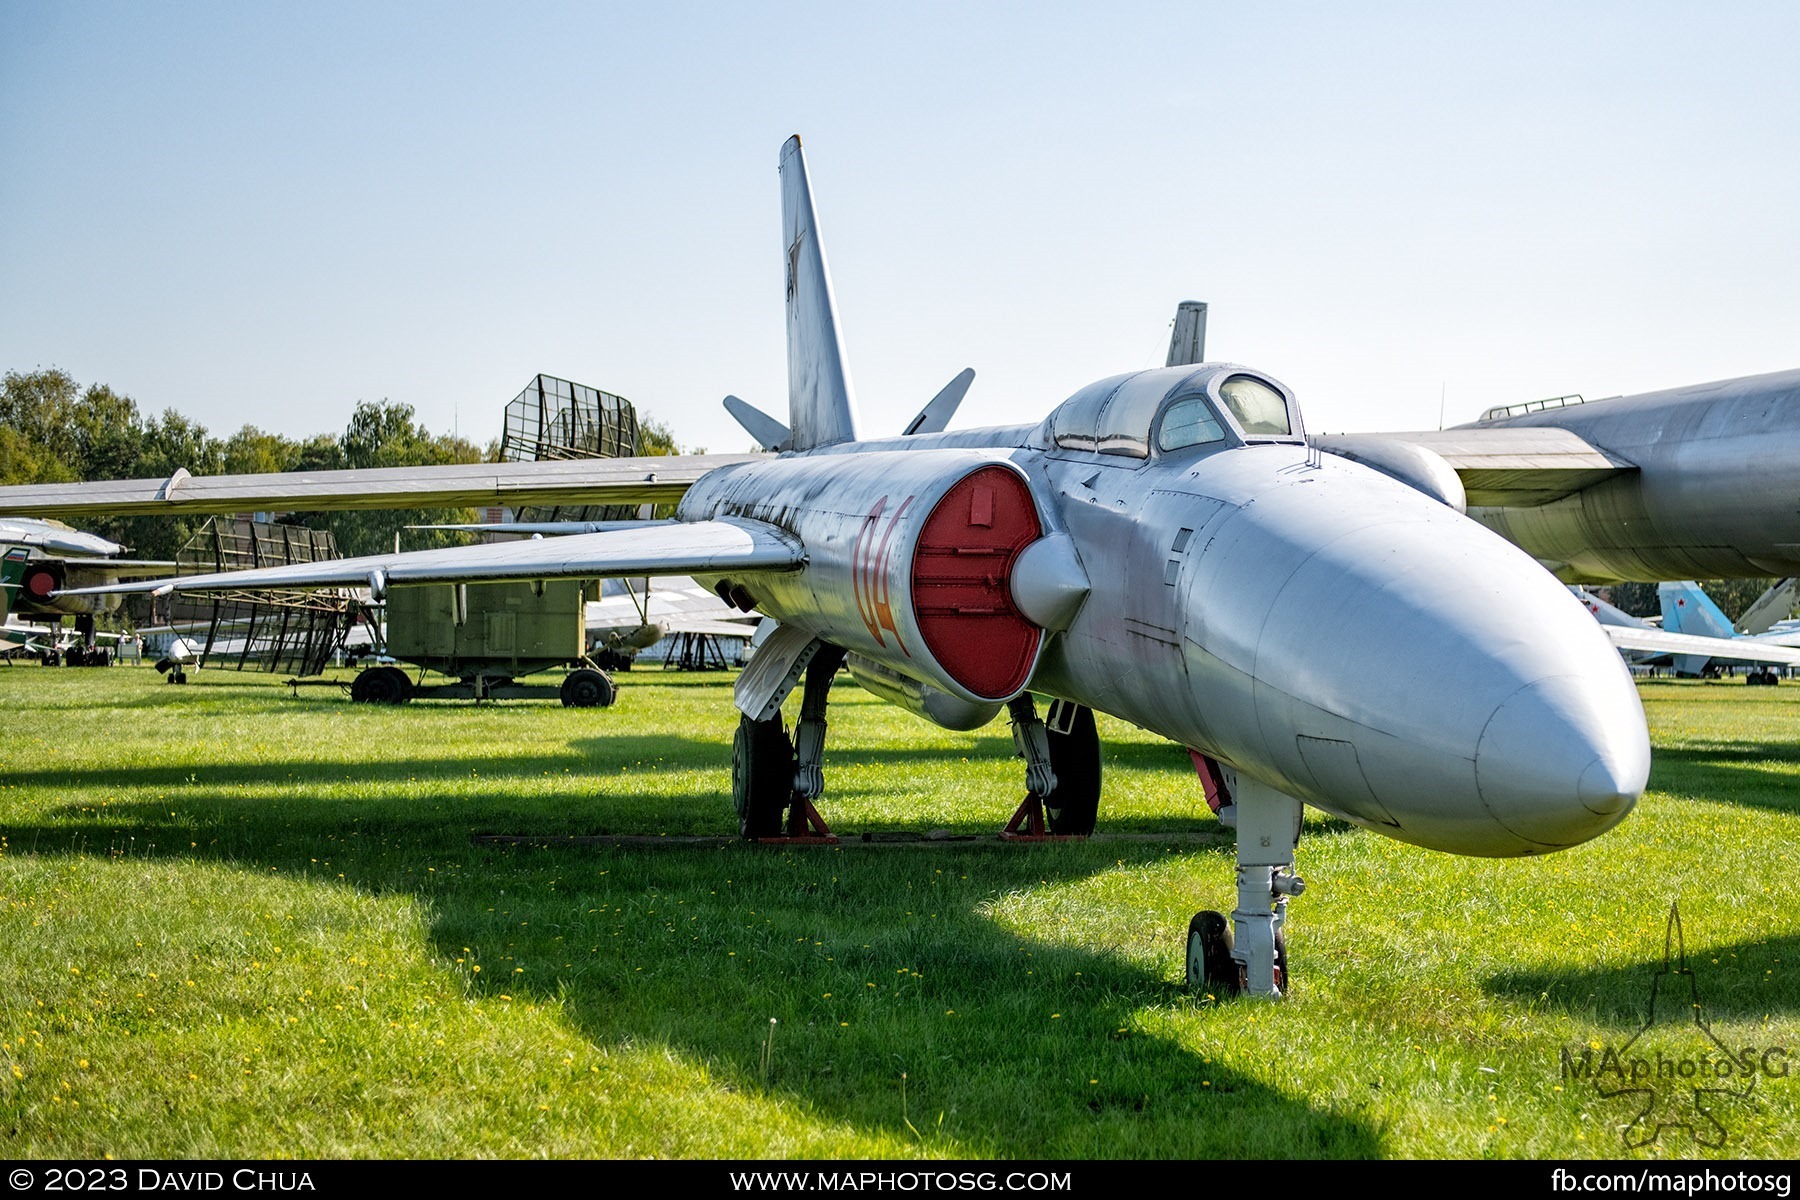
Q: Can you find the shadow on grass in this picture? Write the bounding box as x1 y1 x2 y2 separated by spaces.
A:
4 784 1384 1156
1485 931 1800 1026
2 728 1363 842
1648 742 1800 817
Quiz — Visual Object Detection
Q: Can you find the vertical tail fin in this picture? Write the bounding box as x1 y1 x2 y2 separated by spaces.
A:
1166 300 1208 367
1 546 30 625
0 546 34 629
1658 581 1737 640
780 136 861 450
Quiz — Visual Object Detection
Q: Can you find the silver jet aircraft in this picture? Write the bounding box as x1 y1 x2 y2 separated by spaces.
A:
17 136 1650 999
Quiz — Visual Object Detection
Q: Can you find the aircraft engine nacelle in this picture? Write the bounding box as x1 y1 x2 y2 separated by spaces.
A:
683 449 1082 705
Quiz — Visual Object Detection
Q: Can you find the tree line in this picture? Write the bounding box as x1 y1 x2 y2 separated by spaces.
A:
0 367 677 561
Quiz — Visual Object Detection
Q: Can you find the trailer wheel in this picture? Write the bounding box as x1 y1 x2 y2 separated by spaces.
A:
351 665 410 704
560 668 617 708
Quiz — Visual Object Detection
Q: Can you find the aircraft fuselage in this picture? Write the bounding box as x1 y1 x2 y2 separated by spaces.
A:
682 365 1648 860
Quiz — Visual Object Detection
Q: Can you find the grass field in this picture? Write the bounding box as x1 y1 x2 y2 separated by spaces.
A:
0 664 1795 1159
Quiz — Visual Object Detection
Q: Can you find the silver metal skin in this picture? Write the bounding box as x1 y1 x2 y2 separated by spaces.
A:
19 135 1655 999
1469 370 1800 581
673 363 1649 859
1345 369 1800 584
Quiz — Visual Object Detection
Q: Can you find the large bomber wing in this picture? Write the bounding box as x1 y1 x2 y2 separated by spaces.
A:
0 454 762 520
59 518 804 598
1313 427 1631 507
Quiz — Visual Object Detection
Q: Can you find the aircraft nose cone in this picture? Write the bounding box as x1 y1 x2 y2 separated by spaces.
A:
1475 674 1648 848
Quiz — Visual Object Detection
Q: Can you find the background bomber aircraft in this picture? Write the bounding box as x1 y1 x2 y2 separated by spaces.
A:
2 136 1652 1000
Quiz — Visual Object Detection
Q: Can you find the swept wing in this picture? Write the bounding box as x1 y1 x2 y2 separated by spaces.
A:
1598 624 1800 667
1313 427 1631 507
59 518 803 598
0 454 761 520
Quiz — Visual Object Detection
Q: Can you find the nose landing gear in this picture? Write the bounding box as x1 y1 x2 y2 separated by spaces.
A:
1185 771 1304 999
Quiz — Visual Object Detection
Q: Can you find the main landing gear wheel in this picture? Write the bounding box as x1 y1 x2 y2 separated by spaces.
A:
1044 704 1101 836
560 668 617 708
733 713 794 839
351 665 411 704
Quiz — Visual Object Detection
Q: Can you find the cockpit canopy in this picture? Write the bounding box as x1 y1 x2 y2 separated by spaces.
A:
1044 364 1305 459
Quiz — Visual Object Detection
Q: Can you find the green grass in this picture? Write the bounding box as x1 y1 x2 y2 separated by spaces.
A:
0 666 1795 1159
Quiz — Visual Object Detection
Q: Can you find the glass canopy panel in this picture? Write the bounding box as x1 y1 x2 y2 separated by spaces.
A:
1219 375 1292 436
1156 396 1226 452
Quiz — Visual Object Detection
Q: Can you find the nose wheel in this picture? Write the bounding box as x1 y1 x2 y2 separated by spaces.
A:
1185 909 1288 998
1185 773 1304 1000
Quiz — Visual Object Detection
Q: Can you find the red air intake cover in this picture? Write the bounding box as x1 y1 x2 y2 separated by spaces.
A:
910 465 1042 699
23 563 61 600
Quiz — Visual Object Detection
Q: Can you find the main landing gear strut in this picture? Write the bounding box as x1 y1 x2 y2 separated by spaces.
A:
732 645 845 842
1002 696 1101 838
1185 763 1306 1000
731 638 1103 843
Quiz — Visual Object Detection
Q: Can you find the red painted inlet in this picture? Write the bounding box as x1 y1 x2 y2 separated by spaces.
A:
911 465 1042 699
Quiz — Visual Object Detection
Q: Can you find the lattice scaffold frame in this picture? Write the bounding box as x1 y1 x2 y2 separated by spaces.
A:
165 518 357 676
499 374 644 523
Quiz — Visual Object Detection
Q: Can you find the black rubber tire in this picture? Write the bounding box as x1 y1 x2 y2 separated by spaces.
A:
1186 910 1239 997
732 714 794 839
560 668 617 708
351 665 409 704
1044 704 1102 836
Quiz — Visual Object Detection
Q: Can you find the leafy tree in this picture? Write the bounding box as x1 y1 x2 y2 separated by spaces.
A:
299 400 487 557
104 410 227 559
637 416 681 456
69 383 141 482
222 425 302 476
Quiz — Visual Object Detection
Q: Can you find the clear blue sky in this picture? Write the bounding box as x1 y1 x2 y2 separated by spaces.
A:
4 1 1798 455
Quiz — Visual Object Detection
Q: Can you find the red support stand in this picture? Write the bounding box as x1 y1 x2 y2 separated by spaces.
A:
999 794 1082 841
760 795 840 845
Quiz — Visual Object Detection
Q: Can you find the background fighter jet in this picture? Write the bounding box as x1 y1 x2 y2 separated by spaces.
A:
0 517 174 654
13 136 1649 999
1571 582 1800 679
1654 580 1800 679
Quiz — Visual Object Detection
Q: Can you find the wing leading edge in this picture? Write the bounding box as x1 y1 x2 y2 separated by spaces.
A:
58 518 805 598
1313 428 1632 507
0 454 763 520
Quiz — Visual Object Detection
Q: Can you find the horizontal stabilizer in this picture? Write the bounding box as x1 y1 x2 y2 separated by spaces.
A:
723 395 792 452
58 518 806 598
902 369 975 436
